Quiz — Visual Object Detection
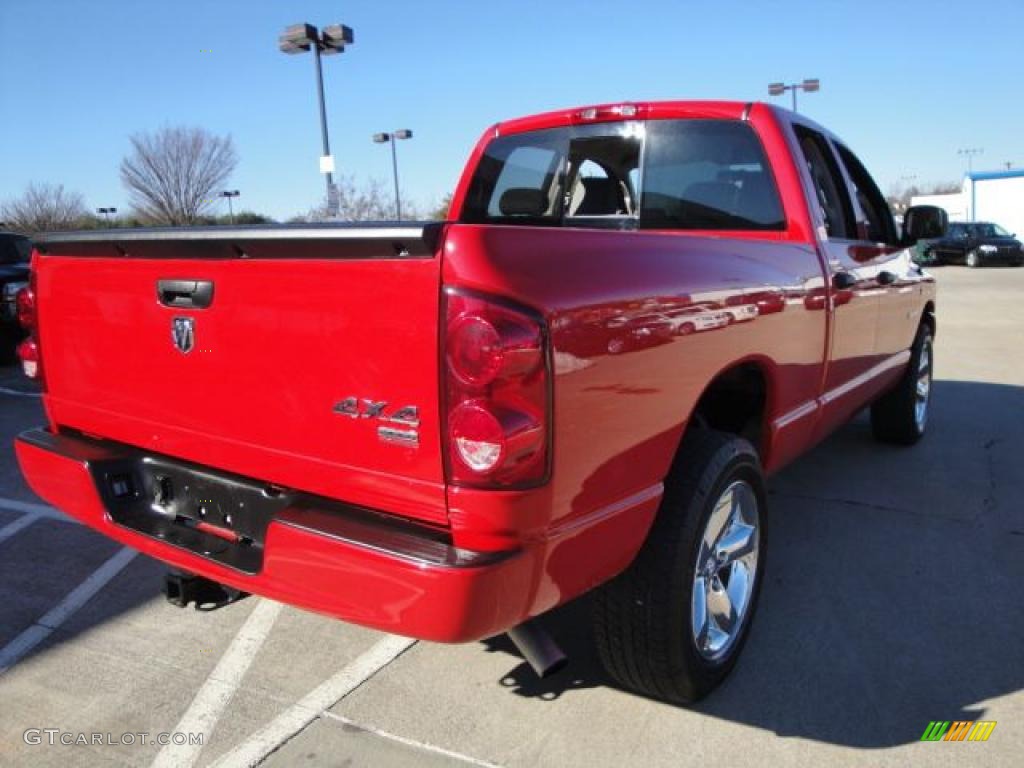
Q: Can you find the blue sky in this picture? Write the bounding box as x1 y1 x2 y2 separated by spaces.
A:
2 0 1021 221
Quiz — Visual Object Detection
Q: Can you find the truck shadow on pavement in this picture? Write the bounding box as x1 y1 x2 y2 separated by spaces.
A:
482 379 1024 749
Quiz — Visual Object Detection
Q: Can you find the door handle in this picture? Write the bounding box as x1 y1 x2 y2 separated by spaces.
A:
832 272 857 290
877 270 897 286
157 280 214 309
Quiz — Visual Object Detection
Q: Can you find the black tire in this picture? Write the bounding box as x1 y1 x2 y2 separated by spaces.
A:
592 429 766 703
871 323 933 445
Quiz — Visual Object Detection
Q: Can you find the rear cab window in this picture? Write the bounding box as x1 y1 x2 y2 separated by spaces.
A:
460 119 785 232
640 120 784 231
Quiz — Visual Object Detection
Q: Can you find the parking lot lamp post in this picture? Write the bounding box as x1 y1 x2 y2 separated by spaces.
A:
958 148 983 221
373 130 413 220
768 79 820 112
279 23 354 217
220 190 240 224
958 147 982 175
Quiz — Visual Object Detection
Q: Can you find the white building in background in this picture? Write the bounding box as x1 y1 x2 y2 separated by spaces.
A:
912 169 1024 236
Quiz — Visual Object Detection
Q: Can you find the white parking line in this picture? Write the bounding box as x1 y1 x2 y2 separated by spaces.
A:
209 634 417 768
321 711 503 768
0 512 41 545
0 547 137 675
0 386 41 398
0 497 79 535
151 599 284 768
0 496 64 517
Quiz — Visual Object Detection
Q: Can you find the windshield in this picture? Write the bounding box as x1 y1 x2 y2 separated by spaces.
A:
0 234 31 264
460 119 785 232
972 223 1011 238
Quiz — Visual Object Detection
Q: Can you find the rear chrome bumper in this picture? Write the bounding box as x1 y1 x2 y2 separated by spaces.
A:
15 428 539 642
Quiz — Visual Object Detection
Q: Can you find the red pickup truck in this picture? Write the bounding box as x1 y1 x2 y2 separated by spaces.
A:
15 101 945 702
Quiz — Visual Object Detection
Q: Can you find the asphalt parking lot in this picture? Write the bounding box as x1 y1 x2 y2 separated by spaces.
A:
1 266 1022 768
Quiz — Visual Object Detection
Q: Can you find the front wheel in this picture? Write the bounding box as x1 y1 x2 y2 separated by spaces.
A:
871 324 933 444
592 430 766 703
966 249 981 268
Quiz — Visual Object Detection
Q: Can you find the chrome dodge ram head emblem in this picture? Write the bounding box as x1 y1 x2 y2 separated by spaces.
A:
172 317 195 354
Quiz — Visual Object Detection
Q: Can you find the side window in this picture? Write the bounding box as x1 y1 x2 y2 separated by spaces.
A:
834 144 898 245
639 120 785 231
793 126 856 240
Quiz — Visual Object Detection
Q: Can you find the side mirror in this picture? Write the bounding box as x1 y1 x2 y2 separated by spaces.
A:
903 205 948 246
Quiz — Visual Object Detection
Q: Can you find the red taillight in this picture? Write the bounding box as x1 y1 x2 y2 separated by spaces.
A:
16 274 44 385
16 285 36 331
450 401 507 472
17 339 40 380
444 289 550 488
447 316 505 387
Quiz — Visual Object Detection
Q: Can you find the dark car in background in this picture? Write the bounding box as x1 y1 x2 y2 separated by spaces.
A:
924 221 1023 267
1 232 32 361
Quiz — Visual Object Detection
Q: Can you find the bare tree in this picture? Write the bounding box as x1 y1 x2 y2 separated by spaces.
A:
120 126 238 225
292 176 406 222
1 183 88 233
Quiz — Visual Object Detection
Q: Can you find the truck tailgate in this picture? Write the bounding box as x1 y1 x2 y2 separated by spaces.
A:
33 226 448 525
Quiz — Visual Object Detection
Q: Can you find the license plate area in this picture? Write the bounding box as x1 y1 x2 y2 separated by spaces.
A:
91 453 295 574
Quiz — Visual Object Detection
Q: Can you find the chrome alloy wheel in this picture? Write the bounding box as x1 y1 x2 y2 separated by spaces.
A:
691 480 760 661
915 337 932 432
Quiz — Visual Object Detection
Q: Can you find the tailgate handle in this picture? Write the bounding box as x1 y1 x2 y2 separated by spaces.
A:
157 280 214 309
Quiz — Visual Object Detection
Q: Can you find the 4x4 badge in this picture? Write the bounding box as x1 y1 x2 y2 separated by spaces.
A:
172 317 195 354
333 398 420 445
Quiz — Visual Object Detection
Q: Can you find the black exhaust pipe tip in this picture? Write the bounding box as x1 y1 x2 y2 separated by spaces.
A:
507 619 568 678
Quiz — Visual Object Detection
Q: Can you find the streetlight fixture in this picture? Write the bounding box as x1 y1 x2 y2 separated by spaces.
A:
958 148 985 222
279 22 355 217
372 129 413 221
220 190 240 224
97 207 117 225
768 78 820 112
957 147 983 174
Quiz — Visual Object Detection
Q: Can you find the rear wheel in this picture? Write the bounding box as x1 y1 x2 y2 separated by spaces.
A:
592 429 766 703
871 324 933 445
